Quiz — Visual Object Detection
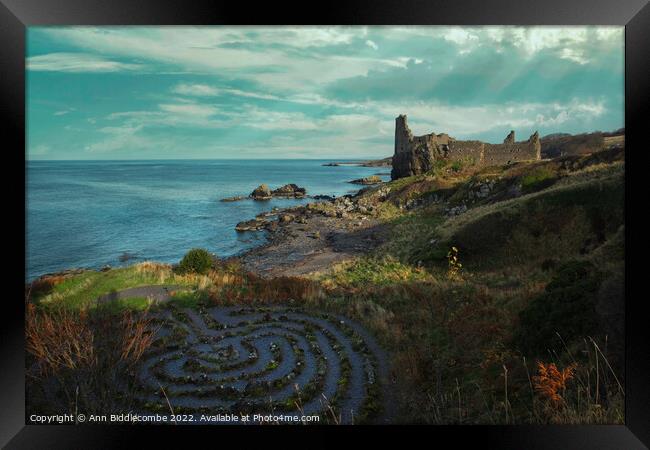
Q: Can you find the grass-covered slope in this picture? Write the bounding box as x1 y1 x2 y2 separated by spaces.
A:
316 147 625 424
26 147 625 425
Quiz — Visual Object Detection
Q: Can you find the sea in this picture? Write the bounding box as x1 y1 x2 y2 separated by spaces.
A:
26 160 391 281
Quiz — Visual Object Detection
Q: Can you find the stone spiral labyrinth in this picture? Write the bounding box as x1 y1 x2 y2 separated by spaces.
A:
133 306 389 424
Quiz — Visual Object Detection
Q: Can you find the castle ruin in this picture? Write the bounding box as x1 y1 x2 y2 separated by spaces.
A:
391 114 541 179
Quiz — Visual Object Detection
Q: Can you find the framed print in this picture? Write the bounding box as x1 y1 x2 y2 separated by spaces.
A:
1 0 648 447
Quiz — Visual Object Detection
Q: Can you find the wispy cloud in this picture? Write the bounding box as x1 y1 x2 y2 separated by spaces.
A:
27 26 624 159
54 108 75 116
172 83 281 101
29 28 411 90
27 52 143 72
373 99 607 137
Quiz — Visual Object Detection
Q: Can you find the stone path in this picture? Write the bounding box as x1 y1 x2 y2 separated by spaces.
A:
97 285 181 304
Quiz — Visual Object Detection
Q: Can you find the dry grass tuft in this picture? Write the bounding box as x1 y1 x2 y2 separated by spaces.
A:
26 302 158 415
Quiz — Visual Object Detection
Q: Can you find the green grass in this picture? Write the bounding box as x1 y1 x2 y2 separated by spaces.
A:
26 147 625 425
381 209 446 265
32 264 200 310
169 289 209 308
327 256 430 288
429 168 624 270
520 166 558 193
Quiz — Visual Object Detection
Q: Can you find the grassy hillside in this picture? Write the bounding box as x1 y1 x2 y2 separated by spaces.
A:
316 147 625 423
26 147 625 424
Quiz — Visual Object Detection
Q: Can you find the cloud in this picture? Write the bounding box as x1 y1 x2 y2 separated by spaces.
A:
54 109 74 116
158 103 218 117
387 26 623 67
560 48 589 65
172 83 281 101
443 28 480 46
107 105 223 129
84 124 159 153
171 82 366 111
31 28 411 91
371 98 606 137
30 144 50 156
172 83 220 96
214 27 361 49
27 52 143 72
27 26 624 159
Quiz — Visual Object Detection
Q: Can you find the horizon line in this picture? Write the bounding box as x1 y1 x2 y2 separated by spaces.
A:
26 157 392 162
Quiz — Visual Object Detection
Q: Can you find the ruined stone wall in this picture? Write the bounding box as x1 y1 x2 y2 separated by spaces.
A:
483 143 534 165
483 134 541 166
391 114 542 179
446 141 484 164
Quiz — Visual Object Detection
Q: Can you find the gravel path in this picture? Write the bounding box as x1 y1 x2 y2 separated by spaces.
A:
97 285 182 304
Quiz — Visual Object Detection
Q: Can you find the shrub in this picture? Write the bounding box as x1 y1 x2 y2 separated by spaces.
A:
513 260 602 357
532 361 577 407
177 248 215 275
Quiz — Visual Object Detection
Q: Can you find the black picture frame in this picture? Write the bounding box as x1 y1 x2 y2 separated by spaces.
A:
2 0 648 447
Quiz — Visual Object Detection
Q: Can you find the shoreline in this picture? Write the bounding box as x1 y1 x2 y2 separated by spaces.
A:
27 180 388 283
234 194 388 278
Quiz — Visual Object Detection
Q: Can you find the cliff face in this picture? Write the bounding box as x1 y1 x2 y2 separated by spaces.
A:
391 115 541 180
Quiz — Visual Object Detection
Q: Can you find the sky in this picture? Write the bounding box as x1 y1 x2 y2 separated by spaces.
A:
26 26 624 160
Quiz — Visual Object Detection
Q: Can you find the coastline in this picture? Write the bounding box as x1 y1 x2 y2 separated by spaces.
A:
234 195 389 278
27 158 392 283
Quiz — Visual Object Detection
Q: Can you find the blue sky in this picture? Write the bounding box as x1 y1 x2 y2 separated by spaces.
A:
27 26 624 160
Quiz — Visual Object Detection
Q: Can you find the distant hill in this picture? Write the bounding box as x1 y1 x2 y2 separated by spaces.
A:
541 129 624 159
323 157 392 167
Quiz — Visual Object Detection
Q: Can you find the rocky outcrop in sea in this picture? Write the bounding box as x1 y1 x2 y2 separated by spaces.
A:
222 183 308 202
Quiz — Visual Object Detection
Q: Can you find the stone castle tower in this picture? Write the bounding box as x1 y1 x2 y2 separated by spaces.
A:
391 114 541 179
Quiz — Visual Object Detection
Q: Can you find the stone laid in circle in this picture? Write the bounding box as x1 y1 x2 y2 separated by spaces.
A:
130 306 389 424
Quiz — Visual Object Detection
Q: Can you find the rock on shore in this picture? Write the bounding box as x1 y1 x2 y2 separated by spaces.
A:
220 195 246 202
271 184 307 198
251 184 273 200
235 218 268 231
348 175 383 185
221 183 308 202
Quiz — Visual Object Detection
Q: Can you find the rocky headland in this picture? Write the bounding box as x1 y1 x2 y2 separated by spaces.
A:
322 157 392 167
235 133 625 279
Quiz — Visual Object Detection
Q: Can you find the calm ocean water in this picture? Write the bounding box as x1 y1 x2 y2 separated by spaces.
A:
26 160 390 281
